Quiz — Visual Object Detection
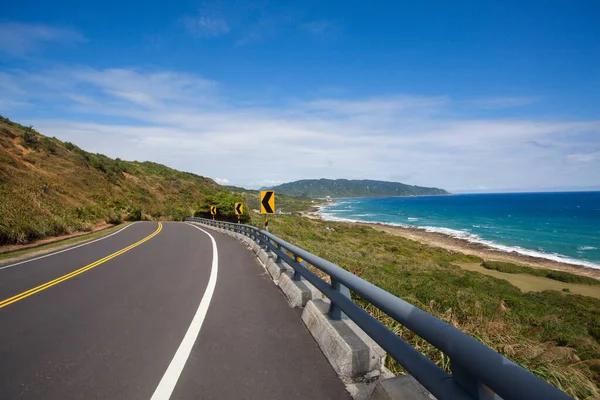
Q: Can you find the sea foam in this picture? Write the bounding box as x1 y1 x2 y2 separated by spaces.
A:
318 211 600 270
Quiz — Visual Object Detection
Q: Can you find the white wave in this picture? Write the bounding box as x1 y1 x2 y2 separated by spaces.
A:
420 225 600 269
579 246 598 251
407 217 419 221
319 213 367 224
318 213 600 270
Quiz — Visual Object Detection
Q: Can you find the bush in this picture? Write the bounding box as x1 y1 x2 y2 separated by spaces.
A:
106 213 122 225
21 129 39 149
41 138 57 154
128 207 142 221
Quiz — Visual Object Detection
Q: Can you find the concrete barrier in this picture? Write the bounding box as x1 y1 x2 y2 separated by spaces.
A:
278 271 322 307
266 258 292 282
302 299 385 383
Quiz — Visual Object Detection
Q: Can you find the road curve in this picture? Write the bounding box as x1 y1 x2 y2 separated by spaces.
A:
0 222 350 399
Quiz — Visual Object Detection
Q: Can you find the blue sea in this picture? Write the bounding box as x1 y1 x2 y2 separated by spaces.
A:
319 192 600 269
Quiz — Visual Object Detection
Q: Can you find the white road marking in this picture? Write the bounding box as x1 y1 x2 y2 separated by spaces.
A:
150 223 219 400
0 223 138 272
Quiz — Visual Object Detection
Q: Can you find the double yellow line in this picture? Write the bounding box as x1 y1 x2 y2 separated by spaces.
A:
0 222 163 310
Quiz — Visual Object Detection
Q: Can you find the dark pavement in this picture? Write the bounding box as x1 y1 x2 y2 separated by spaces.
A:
0 222 351 400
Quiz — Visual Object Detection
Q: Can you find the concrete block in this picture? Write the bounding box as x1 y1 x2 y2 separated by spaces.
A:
253 243 268 255
345 368 396 400
258 248 275 265
302 299 385 382
370 376 435 400
266 259 292 281
278 271 322 307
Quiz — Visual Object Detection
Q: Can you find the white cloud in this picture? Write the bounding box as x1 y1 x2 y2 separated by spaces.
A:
215 177 229 184
0 21 85 55
4 66 600 192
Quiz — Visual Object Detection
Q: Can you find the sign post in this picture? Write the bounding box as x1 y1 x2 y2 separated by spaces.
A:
234 202 243 224
260 190 275 232
210 206 217 220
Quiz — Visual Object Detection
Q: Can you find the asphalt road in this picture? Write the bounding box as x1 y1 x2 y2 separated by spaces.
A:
0 222 351 400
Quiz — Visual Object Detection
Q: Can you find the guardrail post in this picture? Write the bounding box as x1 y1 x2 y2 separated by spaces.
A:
293 255 304 281
328 277 351 320
273 243 282 262
451 362 498 400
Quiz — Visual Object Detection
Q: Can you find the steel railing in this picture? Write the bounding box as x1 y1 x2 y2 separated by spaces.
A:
184 217 572 400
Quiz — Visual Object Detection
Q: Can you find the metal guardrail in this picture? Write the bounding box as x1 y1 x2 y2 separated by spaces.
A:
184 217 572 400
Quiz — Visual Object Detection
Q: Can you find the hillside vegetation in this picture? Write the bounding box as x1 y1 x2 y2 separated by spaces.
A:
268 178 448 198
253 215 600 399
0 116 251 245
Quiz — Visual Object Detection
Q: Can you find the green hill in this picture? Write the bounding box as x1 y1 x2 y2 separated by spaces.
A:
0 116 252 245
268 178 449 198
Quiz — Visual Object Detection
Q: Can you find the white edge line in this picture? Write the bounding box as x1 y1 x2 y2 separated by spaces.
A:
0 222 138 271
150 223 219 400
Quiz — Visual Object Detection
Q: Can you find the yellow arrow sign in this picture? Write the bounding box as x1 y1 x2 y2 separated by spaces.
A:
260 190 275 214
234 202 243 215
210 206 217 215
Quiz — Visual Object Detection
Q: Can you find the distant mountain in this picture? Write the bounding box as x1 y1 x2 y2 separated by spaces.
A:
269 179 449 198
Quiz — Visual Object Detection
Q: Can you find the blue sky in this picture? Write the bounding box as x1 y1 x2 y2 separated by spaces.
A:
1 1 599 191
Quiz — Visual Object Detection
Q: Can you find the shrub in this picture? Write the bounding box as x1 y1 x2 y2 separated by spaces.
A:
128 207 142 221
21 129 39 149
41 138 57 154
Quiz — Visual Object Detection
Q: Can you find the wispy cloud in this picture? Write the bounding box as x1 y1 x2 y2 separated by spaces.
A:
526 140 552 148
184 16 230 37
3 66 599 191
472 96 541 109
567 152 600 163
0 21 85 55
301 20 334 35
180 4 337 46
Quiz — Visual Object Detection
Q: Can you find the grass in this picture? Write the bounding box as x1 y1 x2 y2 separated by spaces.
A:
482 261 600 286
0 223 129 263
251 214 600 399
458 262 600 299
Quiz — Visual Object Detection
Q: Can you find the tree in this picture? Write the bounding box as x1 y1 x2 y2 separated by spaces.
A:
195 191 250 223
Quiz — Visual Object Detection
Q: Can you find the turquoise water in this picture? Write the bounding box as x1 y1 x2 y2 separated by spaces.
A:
319 192 600 269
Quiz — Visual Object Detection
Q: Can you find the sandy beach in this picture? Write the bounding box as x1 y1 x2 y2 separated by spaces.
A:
300 210 600 280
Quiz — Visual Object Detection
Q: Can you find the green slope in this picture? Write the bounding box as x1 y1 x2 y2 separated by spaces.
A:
0 115 251 245
269 178 449 198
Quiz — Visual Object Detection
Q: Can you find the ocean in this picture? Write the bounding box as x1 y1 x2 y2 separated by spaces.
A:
318 192 600 269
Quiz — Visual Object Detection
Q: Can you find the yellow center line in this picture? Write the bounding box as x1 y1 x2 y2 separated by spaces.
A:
0 222 163 310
